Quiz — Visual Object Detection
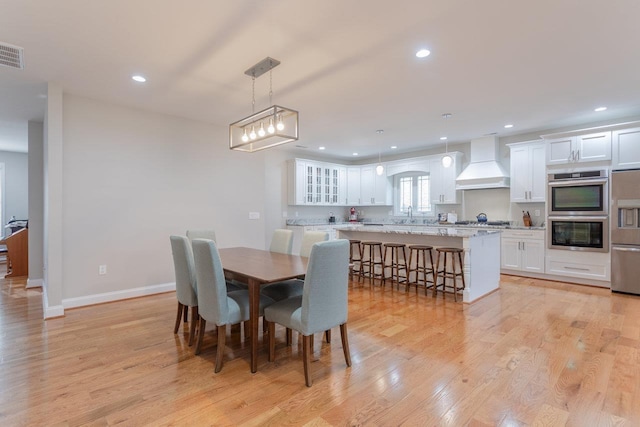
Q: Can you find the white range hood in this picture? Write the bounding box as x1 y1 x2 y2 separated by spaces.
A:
456 136 510 190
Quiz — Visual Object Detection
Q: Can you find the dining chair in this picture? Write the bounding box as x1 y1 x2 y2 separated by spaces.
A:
186 229 217 243
261 231 328 302
192 238 275 372
264 239 352 387
170 235 199 346
269 229 294 254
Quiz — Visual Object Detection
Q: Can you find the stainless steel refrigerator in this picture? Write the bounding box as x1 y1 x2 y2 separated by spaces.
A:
611 169 640 295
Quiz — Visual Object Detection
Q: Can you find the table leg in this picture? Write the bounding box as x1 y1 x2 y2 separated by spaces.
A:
248 278 259 373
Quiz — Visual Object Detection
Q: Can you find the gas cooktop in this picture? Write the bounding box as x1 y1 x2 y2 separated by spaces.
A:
455 220 511 227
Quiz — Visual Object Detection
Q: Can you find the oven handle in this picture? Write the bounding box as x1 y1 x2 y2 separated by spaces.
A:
547 177 608 187
548 215 609 221
612 246 640 253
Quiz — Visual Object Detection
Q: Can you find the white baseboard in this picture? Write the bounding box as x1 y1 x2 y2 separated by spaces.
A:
62 282 176 309
27 278 44 289
42 286 65 319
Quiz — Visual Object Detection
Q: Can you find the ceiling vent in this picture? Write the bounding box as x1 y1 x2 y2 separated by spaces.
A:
0 42 25 70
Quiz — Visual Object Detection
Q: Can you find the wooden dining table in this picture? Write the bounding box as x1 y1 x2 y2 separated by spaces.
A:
218 247 308 373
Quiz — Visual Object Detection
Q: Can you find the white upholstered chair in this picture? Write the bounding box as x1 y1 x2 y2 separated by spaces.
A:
264 239 352 386
269 229 294 254
186 229 217 243
170 235 199 346
192 238 275 372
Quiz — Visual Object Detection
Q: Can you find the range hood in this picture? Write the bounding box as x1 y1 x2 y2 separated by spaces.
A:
456 136 510 190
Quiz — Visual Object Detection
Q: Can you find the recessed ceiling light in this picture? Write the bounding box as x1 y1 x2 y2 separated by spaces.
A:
594 106 607 112
440 136 447 140
132 75 147 83
318 146 325 150
504 124 514 128
390 145 397 149
352 153 359 156
416 49 431 58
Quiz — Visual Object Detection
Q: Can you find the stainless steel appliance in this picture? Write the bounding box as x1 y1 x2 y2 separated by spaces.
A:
547 215 608 252
548 170 608 216
611 169 640 295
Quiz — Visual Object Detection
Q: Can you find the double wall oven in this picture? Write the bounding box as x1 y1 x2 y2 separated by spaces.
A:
547 170 609 252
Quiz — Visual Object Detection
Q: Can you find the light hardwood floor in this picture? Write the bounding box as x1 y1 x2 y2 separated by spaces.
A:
1 269 639 426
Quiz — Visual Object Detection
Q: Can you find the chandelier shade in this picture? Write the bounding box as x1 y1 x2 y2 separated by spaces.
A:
229 105 299 152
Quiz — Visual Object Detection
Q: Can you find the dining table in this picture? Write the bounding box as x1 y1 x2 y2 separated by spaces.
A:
218 247 308 373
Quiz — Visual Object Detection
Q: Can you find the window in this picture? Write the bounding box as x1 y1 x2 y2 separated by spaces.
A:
394 172 431 214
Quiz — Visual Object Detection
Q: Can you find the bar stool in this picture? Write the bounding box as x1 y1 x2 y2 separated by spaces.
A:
434 247 466 301
383 243 408 289
359 241 384 284
348 239 362 280
407 245 435 295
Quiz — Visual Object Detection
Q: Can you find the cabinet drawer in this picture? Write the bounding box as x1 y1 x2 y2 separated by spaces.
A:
501 230 544 240
546 259 608 281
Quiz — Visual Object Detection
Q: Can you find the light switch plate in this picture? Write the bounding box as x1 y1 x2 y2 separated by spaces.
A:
249 212 260 220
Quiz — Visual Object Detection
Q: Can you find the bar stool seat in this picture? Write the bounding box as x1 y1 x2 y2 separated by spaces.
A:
360 241 384 284
349 239 362 280
434 247 465 301
383 243 408 289
407 245 435 295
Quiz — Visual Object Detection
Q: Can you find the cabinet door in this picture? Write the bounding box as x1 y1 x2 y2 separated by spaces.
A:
360 166 376 205
509 146 530 202
546 137 575 165
337 167 347 205
429 159 444 204
529 143 546 201
288 160 307 205
521 239 545 273
576 131 611 162
440 162 459 204
501 238 521 270
346 167 361 205
613 127 640 170
373 170 390 205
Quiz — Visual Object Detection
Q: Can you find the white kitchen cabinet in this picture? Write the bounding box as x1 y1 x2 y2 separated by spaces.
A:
508 141 546 202
429 153 461 204
546 131 611 165
346 167 361 205
612 127 640 170
501 229 545 273
545 249 610 283
288 159 346 206
360 165 391 205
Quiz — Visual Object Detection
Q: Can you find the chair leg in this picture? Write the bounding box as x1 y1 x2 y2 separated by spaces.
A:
268 321 276 362
195 317 206 355
325 329 331 343
340 323 352 367
174 302 184 334
286 328 293 346
214 325 226 373
183 305 189 323
243 321 249 340
302 335 312 387
188 306 198 346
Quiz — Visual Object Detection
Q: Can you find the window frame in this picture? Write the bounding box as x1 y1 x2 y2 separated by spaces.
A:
393 172 432 216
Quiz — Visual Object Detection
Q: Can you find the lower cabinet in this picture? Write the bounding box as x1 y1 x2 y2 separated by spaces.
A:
501 229 545 273
545 249 610 283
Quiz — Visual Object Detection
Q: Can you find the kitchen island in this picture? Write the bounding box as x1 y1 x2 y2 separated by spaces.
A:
336 224 501 303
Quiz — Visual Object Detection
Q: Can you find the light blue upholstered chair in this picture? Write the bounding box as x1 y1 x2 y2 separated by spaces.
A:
170 235 199 346
186 229 217 243
264 239 352 386
261 231 329 302
192 238 275 372
269 229 294 254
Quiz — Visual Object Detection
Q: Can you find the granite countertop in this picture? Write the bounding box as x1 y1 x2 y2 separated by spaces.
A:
333 224 502 238
286 219 545 230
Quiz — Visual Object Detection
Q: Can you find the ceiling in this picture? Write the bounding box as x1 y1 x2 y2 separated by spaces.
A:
1 1 640 159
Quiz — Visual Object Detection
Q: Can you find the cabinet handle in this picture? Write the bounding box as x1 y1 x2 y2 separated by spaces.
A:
575 149 580 161
564 266 589 271
522 242 525 251
518 242 521 250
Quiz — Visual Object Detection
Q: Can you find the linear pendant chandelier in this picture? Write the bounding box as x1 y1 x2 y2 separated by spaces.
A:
229 57 299 152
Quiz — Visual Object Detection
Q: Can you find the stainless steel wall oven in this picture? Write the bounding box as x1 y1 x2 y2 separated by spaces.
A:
547 170 609 252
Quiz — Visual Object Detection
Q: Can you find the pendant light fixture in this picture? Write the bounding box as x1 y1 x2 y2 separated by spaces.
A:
229 57 299 152
441 113 453 168
375 129 384 175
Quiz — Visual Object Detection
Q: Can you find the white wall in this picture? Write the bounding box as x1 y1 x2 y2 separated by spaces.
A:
60 95 267 302
0 150 28 226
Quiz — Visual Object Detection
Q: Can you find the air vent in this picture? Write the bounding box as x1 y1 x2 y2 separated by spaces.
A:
0 42 25 70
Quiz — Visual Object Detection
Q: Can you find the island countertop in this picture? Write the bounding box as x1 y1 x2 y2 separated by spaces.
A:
333 224 503 238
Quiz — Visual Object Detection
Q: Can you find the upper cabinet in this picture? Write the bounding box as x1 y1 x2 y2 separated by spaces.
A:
508 141 546 203
545 131 611 165
346 167 361 205
360 165 391 206
429 153 461 204
287 159 346 206
612 127 640 170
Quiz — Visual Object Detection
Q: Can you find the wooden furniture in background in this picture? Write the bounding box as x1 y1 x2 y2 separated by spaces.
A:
0 228 28 278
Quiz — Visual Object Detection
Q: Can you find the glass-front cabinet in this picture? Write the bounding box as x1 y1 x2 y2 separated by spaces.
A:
288 159 346 206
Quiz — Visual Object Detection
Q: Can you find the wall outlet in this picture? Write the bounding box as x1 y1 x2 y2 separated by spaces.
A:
282 211 288 218
248 212 260 220
534 209 541 217
99 265 107 275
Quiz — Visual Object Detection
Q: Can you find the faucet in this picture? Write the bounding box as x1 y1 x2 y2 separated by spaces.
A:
407 206 413 221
